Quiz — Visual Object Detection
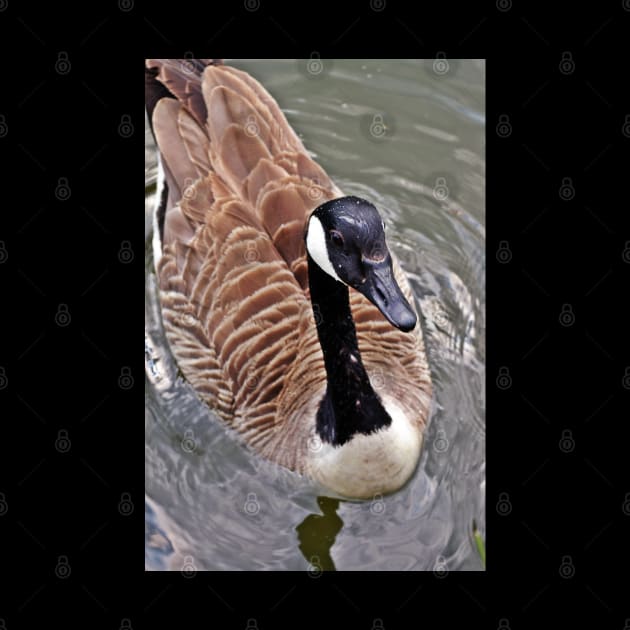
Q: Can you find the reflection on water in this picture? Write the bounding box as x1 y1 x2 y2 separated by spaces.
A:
296 497 343 572
145 59 485 571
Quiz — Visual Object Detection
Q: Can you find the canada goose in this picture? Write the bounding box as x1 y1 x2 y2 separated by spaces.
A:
145 59 432 499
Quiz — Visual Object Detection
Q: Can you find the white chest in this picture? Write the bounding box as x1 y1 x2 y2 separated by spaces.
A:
305 397 423 499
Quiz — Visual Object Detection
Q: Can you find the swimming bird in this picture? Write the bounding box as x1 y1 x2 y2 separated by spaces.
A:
145 59 431 498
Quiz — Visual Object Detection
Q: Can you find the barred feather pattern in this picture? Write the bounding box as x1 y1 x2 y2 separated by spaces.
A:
146 59 431 476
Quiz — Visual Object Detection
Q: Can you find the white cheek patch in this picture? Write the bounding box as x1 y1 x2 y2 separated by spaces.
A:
306 215 344 284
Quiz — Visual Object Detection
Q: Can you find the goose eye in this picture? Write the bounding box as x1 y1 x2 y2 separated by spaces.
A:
329 230 344 247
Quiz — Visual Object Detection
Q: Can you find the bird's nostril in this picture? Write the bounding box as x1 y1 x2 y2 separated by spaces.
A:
375 286 388 307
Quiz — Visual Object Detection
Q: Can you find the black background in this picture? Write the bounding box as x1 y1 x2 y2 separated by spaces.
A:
2 1 628 626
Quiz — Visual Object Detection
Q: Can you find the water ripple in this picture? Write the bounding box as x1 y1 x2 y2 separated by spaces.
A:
145 59 485 571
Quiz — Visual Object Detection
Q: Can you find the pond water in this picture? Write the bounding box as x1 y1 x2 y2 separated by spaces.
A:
145 59 485 571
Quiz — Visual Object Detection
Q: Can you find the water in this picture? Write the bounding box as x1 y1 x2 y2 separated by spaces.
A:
145 59 485 571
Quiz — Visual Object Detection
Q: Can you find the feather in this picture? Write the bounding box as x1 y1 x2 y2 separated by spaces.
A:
146 58 432 499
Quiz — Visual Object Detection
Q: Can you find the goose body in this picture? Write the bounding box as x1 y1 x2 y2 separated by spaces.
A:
146 59 432 499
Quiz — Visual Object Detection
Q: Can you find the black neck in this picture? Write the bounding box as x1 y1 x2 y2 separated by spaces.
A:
307 253 391 446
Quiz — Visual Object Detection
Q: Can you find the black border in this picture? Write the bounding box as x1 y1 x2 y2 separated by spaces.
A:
4 3 627 626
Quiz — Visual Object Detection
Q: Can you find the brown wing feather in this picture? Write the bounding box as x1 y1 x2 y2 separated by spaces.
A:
149 58 328 447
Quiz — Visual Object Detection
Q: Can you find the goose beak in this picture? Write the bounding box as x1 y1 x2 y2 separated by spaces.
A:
356 257 417 332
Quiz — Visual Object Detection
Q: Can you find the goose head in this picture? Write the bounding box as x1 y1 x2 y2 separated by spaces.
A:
305 196 417 332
